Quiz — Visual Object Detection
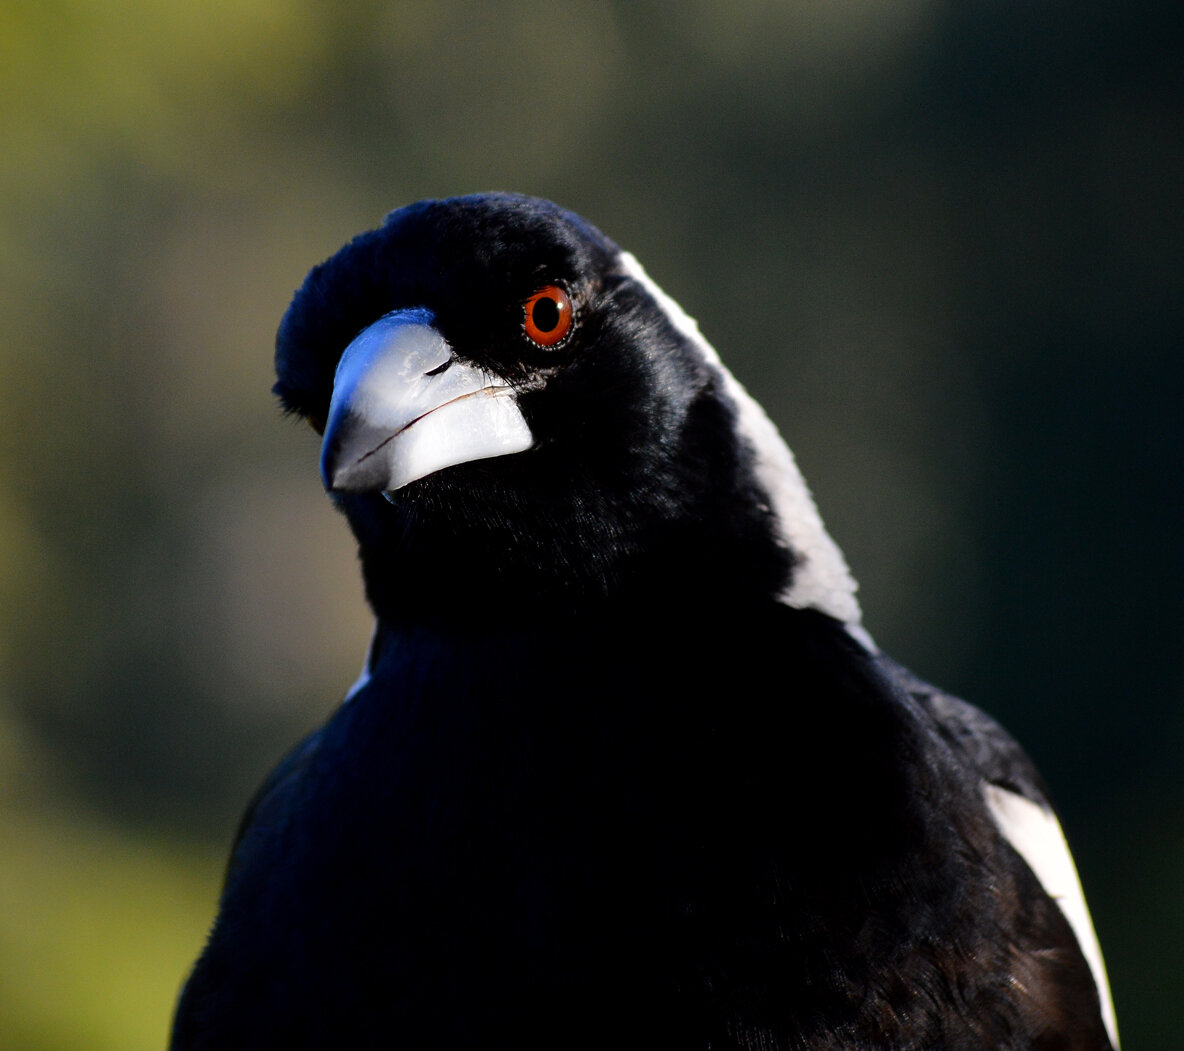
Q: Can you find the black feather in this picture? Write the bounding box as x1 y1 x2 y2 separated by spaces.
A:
173 194 1115 1050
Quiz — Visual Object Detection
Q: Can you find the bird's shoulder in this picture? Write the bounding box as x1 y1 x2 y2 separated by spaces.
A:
878 655 1053 805
221 725 326 889
875 655 1118 1050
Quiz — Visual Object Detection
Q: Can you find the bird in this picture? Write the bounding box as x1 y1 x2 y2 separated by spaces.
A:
170 192 1119 1050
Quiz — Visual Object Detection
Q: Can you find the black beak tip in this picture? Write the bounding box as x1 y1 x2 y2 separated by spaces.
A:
320 419 394 494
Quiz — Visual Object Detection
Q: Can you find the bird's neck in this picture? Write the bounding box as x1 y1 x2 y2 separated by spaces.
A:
616 251 864 632
357 528 789 632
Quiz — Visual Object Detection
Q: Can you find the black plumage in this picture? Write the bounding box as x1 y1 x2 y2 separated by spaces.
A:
171 193 1117 1049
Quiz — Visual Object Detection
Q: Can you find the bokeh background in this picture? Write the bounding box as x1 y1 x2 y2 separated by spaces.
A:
2 1 1181 1047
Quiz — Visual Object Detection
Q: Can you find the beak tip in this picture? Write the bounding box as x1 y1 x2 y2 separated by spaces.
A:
319 436 351 493
321 431 393 494
320 453 354 494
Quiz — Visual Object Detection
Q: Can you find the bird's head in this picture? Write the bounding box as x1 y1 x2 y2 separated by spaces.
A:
275 193 863 632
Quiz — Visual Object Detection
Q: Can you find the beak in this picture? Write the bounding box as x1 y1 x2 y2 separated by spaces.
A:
320 309 533 493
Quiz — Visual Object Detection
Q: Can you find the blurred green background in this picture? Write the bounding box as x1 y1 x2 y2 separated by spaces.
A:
2 1 1181 1047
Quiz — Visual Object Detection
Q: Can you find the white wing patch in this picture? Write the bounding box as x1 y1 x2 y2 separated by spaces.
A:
616 252 868 643
983 783 1119 1048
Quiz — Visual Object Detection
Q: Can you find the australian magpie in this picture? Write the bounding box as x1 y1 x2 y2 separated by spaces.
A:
171 193 1118 1050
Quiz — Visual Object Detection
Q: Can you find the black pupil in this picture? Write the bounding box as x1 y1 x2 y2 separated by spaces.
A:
532 295 561 333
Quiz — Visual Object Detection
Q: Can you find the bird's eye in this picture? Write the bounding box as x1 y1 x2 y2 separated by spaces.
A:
522 285 574 348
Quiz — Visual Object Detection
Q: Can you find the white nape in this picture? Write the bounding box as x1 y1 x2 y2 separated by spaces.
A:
616 252 867 643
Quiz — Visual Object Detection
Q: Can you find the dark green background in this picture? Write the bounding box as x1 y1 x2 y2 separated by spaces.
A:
2 2 1180 1047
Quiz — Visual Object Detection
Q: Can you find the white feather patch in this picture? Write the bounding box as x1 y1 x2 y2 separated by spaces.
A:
983 783 1119 1048
342 621 377 704
616 252 867 638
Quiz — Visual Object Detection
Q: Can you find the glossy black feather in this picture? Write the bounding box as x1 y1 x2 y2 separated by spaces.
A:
172 194 1115 1050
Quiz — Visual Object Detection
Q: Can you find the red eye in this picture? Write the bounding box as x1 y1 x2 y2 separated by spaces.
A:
523 285 574 347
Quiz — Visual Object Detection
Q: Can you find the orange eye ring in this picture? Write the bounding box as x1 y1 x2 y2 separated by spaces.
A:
523 285 574 348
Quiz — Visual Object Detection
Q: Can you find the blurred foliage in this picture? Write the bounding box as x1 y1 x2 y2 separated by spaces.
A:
1 0 1181 1047
0 802 220 1051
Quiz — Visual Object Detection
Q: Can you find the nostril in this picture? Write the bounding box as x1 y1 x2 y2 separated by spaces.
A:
424 358 453 377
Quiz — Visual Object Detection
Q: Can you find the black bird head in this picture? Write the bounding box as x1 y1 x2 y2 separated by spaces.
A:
275 193 863 631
